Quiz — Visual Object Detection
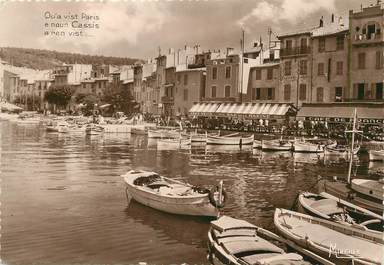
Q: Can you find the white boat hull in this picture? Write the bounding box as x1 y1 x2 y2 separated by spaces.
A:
369 150 384 161
123 172 218 217
293 142 324 153
207 135 253 145
262 140 292 151
351 179 384 201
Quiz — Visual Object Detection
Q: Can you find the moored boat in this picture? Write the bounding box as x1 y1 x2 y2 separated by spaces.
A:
122 170 226 217
207 215 308 265
252 139 262 149
368 149 384 161
262 139 292 151
274 208 383 265
324 145 360 157
85 124 104 135
157 137 191 149
351 178 384 201
190 131 208 143
207 134 254 145
298 191 383 233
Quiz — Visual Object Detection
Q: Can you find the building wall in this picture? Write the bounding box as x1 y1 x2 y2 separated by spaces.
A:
174 69 205 116
205 55 239 102
349 5 384 101
279 34 312 106
312 32 348 103
244 64 280 102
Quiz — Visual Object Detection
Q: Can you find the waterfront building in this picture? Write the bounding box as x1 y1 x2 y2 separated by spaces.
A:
244 44 281 103
311 15 349 103
349 3 383 101
174 67 206 116
204 51 258 103
277 27 312 107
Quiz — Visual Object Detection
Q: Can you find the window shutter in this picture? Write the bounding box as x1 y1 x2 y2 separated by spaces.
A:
330 87 336 102
353 83 358 99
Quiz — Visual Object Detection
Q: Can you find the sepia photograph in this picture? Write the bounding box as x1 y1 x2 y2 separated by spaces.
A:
0 0 383 264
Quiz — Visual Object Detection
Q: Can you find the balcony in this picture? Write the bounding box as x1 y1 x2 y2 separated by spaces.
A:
161 96 174 104
353 33 382 45
280 46 311 57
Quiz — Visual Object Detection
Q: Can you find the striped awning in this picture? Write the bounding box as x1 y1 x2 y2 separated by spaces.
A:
189 102 221 116
190 102 294 118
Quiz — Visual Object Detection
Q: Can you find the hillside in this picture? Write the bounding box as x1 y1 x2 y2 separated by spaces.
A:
0 47 142 70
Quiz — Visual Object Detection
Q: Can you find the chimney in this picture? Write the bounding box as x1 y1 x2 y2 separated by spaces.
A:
319 16 324 27
331 13 334 23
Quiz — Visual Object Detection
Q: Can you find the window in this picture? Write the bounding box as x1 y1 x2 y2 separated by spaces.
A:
367 24 376 39
335 87 343 102
177 74 181 83
317 87 324 102
82 83 86 89
299 60 307 75
300 38 307 48
336 61 343 75
255 88 261 100
299 84 306 100
184 74 188 85
318 38 325 52
285 40 292 50
284 84 291 101
225 66 231 79
358 53 366 69
99 82 101 89
183 89 188 101
284 61 291 76
256 69 262 80
318 63 324 76
211 86 216 98
224 85 231 98
267 88 274 100
212 67 217 80
267 68 273 80
336 36 344 50
376 51 383 69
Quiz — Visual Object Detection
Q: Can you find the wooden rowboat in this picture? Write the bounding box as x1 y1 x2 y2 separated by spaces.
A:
368 150 384 161
274 208 383 265
122 170 226 217
207 134 254 145
207 215 308 265
350 179 384 201
298 192 383 233
262 139 292 151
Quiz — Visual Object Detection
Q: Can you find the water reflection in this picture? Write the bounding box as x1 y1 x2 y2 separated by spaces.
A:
1 121 377 265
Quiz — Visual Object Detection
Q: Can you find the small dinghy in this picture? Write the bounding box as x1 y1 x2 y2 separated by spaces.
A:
324 145 360 157
85 124 104 135
274 208 383 265
157 137 191 149
262 139 292 151
190 131 208 143
298 192 383 233
351 178 384 201
122 170 226 217
368 150 384 161
207 133 254 146
207 215 308 265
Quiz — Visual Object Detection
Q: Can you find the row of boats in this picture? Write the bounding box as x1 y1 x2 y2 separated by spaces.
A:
122 168 383 265
122 110 383 265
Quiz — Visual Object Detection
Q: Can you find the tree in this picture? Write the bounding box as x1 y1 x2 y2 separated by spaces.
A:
102 88 136 115
44 85 74 111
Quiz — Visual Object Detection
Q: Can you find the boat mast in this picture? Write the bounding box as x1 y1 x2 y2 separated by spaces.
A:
347 108 358 184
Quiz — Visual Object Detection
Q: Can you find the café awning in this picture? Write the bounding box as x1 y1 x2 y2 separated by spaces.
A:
189 102 221 116
190 102 295 119
297 103 384 124
216 102 294 118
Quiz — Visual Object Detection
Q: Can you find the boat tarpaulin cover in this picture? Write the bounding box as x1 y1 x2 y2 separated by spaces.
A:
297 103 384 124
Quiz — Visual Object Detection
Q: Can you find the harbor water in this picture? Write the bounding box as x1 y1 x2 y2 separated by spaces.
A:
1 121 380 265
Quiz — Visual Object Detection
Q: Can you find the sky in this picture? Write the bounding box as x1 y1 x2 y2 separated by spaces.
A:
0 0 376 60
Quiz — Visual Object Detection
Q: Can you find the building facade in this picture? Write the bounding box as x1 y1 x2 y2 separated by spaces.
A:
349 4 383 101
